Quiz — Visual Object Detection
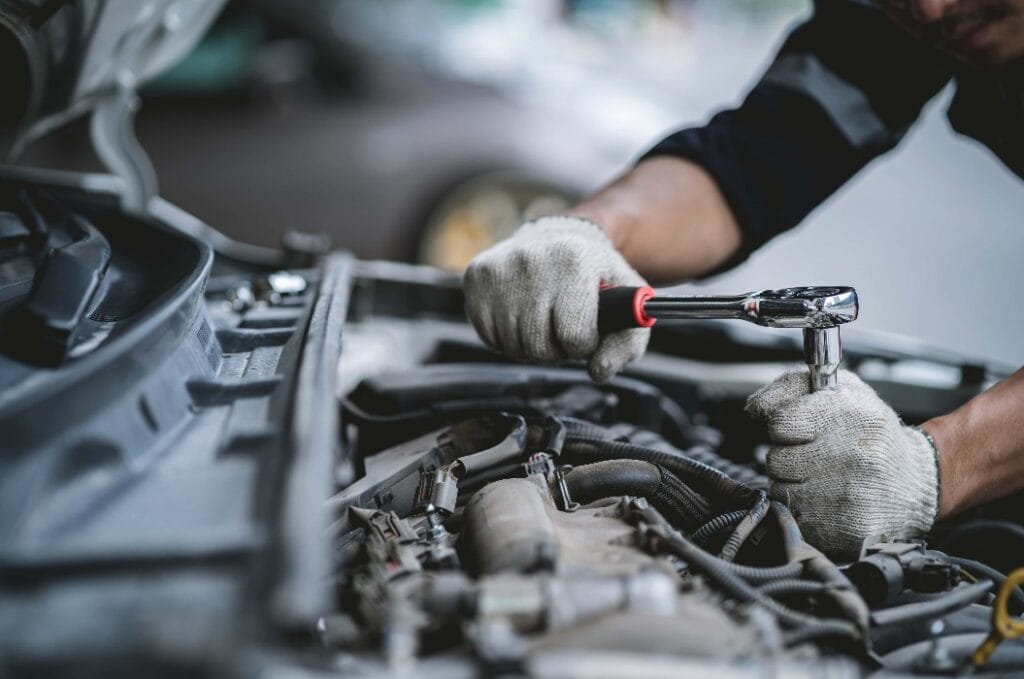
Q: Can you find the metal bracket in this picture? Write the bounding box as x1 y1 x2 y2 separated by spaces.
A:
553 465 579 513
415 468 458 542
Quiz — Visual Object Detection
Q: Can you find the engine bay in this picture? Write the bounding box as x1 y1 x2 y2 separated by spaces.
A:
317 268 1024 677
2 180 1023 677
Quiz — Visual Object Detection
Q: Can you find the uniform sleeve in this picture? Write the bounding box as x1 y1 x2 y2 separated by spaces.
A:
642 1 953 270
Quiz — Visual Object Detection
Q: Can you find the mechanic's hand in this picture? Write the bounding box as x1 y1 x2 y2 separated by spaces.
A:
746 369 940 561
463 215 648 381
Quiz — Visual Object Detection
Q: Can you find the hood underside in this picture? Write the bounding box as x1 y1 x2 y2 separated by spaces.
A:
0 0 225 159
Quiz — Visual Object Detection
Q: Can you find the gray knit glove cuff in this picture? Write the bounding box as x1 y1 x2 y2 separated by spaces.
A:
463 215 649 381
746 369 939 562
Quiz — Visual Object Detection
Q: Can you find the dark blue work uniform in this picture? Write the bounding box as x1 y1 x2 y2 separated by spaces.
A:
644 0 1024 270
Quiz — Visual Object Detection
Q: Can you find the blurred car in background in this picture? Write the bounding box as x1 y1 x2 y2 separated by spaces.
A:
18 1 619 270
21 0 794 271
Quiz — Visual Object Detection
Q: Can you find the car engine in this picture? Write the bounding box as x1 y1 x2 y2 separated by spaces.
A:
330 371 845 676
4 2 1024 676
309 270 1024 677
2 181 1022 676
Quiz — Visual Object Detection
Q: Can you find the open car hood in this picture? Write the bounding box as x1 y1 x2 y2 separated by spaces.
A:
0 0 225 178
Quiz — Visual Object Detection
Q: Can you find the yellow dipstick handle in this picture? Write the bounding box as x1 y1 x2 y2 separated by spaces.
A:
973 567 1024 666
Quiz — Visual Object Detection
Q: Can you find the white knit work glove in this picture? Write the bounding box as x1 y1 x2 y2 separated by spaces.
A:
463 216 649 381
746 369 940 562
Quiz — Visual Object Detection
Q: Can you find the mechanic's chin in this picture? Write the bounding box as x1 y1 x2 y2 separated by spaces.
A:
942 19 1024 68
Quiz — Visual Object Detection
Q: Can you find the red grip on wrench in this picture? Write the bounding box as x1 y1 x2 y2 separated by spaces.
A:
598 284 657 332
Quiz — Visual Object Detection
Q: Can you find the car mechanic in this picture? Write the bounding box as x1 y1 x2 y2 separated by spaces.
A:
463 0 1024 560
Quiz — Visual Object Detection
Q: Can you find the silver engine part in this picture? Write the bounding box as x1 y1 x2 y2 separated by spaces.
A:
330 446 861 677
326 361 1008 678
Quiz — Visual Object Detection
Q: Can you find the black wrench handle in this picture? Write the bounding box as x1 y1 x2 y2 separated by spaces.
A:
597 285 657 333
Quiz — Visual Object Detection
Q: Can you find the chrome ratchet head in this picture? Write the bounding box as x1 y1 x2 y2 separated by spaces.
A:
747 287 859 392
743 286 859 329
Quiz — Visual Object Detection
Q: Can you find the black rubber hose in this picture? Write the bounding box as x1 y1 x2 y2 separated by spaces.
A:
562 460 711 531
772 502 871 631
640 505 859 642
870 580 993 627
451 415 529 477
341 398 434 424
758 580 829 598
692 511 747 545
561 436 756 508
563 459 660 504
932 553 1024 615
933 519 1024 575
343 397 545 425
657 394 691 437
558 416 616 440
653 467 714 531
720 490 771 563
684 444 769 490
560 417 769 491
637 503 803 583
870 604 991 656
724 561 805 584
771 501 805 563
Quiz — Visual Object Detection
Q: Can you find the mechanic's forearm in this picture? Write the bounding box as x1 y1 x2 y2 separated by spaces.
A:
922 366 1024 519
568 157 743 285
